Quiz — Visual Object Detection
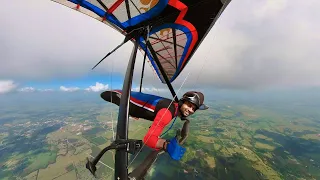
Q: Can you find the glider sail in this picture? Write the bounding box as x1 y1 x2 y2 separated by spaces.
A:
52 0 231 83
50 0 232 179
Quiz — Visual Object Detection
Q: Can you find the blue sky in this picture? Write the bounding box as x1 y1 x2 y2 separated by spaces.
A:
1 0 320 96
19 73 124 90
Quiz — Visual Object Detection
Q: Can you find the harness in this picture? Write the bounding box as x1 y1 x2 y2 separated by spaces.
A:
161 103 179 136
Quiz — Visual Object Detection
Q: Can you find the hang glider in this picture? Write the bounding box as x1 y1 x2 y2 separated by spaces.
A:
50 0 232 179
52 0 231 83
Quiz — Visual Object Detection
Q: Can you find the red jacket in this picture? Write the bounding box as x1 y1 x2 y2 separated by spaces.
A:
143 103 178 149
100 90 179 149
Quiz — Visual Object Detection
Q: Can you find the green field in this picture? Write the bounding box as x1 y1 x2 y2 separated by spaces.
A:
1 94 320 180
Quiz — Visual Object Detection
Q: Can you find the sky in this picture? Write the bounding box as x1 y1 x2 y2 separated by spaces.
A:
1 0 320 98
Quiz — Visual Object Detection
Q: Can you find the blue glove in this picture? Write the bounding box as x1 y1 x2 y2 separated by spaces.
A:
166 137 186 160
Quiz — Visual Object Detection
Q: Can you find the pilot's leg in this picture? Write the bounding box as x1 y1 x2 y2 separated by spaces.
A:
101 90 140 119
100 90 121 106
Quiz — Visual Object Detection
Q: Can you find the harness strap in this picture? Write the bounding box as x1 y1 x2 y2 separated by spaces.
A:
160 103 179 137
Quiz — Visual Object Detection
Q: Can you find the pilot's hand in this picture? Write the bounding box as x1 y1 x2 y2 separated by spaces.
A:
165 137 186 160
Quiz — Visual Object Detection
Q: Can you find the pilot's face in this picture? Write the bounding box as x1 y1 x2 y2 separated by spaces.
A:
180 101 196 117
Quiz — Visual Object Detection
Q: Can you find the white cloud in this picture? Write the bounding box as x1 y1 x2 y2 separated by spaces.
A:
18 87 36 92
38 89 54 92
1 0 320 91
16 87 55 92
0 80 18 94
253 0 288 19
173 0 320 90
85 82 109 92
60 86 80 92
0 0 130 80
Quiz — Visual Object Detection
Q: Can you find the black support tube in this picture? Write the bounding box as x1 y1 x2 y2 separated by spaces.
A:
146 41 179 102
139 50 147 92
114 39 139 180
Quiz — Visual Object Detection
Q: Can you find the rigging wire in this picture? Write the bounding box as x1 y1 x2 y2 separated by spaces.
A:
110 57 115 141
193 58 207 92
160 116 177 137
101 57 116 141
86 153 115 171
177 33 219 142
141 46 167 95
65 137 115 171
192 33 216 92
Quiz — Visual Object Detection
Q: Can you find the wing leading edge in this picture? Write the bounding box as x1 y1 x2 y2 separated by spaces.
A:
51 0 231 83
